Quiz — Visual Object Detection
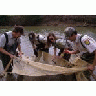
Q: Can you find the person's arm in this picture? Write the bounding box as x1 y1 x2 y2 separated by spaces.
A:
54 47 56 56
0 47 14 58
64 49 80 54
81 36 96 70
31 40 36 49
18 44 22 52
17 44 23 57
88 50 96 70
93 50 96 67
0 34 15 58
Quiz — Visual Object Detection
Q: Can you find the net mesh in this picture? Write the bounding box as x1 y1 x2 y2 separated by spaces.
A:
12 51 88 81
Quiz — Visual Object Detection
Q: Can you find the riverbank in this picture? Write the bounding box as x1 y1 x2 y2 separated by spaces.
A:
41 21 96 27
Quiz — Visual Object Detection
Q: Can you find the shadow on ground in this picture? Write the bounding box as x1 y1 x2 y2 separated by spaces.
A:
1 73 76 81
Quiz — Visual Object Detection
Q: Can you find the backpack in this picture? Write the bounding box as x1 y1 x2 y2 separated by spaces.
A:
80 35 86 48
0 32 18 56
0 33 9 59
3 33 9 50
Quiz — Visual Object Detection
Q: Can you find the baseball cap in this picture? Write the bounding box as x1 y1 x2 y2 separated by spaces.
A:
64 27 76 38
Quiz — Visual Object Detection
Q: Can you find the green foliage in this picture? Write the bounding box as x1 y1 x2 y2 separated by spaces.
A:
0 15 96 26
22 15 41 26
0 15 42 26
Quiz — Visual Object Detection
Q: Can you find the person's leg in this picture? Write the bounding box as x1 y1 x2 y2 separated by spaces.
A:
58 48 64 56
34 48 38 57
44 48 49 53
1 54 13 72
42 48 49 63
34 51 42 62
63 53 71 61
34 44 44 62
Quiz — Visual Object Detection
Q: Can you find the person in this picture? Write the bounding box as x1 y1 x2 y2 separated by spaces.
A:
46 33 57 56
28 32 49 58
0 26 24 80
47 33 72 61
64 27 96 80
46 33 76 80
29 32 58 62
57 39 72 61
29 32 72 62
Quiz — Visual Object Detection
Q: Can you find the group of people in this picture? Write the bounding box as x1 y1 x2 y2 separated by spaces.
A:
0 26 96 80
29 27 96 80
28 32 72 62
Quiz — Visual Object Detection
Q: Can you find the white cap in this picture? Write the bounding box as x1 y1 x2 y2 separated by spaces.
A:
38 35 45 41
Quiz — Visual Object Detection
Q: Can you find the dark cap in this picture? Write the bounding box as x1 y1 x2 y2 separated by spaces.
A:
64 27 76 38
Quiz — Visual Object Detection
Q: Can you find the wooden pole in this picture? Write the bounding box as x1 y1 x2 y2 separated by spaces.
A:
89 70 96 80
1 59 13 76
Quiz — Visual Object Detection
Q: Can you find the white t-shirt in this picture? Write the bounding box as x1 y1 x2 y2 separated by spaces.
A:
0 31 21 48
72 34 96 55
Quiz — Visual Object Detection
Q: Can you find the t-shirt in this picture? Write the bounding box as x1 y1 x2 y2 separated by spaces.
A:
0 31 21 54
72 34 96 55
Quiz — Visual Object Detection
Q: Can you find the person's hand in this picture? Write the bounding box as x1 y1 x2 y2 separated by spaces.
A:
9 54 15 59
87 65 94 70
64 50 70 54
18 52 23 58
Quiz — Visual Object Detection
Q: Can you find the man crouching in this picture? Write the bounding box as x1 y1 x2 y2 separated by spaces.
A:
0 26 24 80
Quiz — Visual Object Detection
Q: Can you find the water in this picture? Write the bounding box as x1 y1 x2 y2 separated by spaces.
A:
0 26 96 81
21 26 96 57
